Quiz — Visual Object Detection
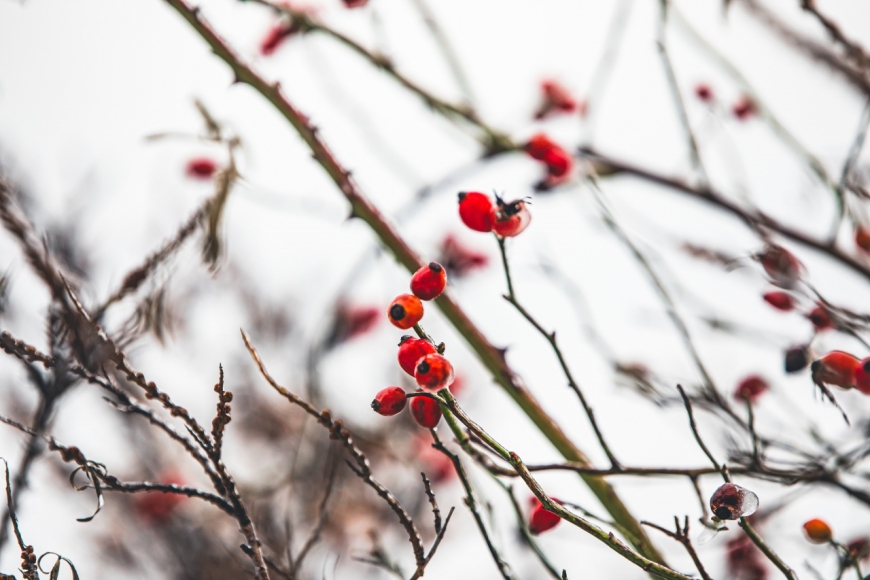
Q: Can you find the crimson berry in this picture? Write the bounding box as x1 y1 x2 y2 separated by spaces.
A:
525 134 573 185
410 394 442 428
812 351 859 390
387 294 424 329
458 191 494 232
854 357 870 394
758 244 802 289
762 291 795 312
695 83 713 103
534 80 578 120
410 262 447 301
415 353 455 391
491 196 531 237
529 497 562 535
732 95 756 120
734 375 768 403
803 519 833 544
784 346 810 373
371 387 407 416
397 336 437 377
709 482 759 520
133 471 186 524
847 537 870 561
185 157 218 179
808 306 834 331
856 227 870 253
328 303 379 345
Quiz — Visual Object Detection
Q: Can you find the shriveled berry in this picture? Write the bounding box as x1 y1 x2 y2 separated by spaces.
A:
784 346 810 373
371 387 407 416
397 336 437 377
260 22 297 55
491 196 531 238
410 262 447 301
186 158 218 179
458 192 494 232
410 394 442 428
734 375 768 403
387 294 424 329
803 519 833 544
847 537 870 561
529 497 562 535
710 482 759 520
854 357 870 394
808 306 834 331
762 291 795 312
856 227 870 253
812 351 859 390
415 353 455 391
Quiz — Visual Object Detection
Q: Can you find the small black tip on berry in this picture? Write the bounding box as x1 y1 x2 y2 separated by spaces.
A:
398 335 413 346
863 360 870 373
371 400 380 411
428 262 443 273
715 506 733 520
390 304 406 321
810 360 820 373
457 191 467 202
417 361 431 374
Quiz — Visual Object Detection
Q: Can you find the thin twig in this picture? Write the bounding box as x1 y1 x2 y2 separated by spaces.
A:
642 517 712 580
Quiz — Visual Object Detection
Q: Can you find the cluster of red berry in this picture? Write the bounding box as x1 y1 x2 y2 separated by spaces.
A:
371 262 455 429
761 289 833 332
524 135 573 188
457 191 532 237
693 83 756 120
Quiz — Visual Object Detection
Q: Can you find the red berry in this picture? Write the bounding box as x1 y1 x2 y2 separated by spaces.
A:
529 497 562 535
397 336 437 377
808 306 834 331
328 303 379 345
415 353 455 391
534 80 578 120
847 537 870 561
410 394 442 428
811 351 859 389
371 386 407 416
734 375 768 403
458 192 494 232
259 22 296 56
757 244 802 289
410 262 447 301
762 291 795 312
491 196 531 237
133 471 186 524
856 227 870 253
415 435 454 482
525 134 573 186
854 357 870 394
695 83 714 103
709 482 759 520
342 0 368 6
732 95 756 120
437 234 489 277
387 294 424 329
185 157 218 179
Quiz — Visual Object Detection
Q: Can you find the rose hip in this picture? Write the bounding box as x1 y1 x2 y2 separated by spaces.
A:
371 387 407 416
458 191 494 233
410 394 442 428
410 262 447 301
491 196 531 238
397 336 437 377
415 353 455 391
387 294 424 329
529 497 562 535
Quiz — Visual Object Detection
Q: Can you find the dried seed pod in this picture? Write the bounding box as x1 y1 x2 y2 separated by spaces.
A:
709 482 759 521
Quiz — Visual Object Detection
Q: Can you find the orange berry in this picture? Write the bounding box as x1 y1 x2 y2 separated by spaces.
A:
803 519 833 544
811 351 859 390
387 294 424 329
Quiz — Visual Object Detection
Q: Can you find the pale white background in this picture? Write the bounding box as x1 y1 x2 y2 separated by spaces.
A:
1 0 870 578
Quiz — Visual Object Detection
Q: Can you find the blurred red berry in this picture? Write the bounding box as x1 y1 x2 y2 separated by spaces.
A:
491 196 531 237
133 472 186 524
803 519 833 544
259 22 297 56
457 191 494 233
732 95 756 120
734 375 769 403
807 306 834 331
854 357 870 394
757 244 802 289
415 353 455 391
812 351 859 390
762 291 794 312
529 497 562 535
397 336 437 377
410 262 447 301
185 157 218 179
534 80 578 120
437 234 489 278
856 227 870 253
726 533 768 580
695 83 714 103
342 0 368 7
371 386 407 416
327 303 379 345
387 294 424 329
525 134 573 186
847 537 870 561
410 393 442 428
415 435 454 482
